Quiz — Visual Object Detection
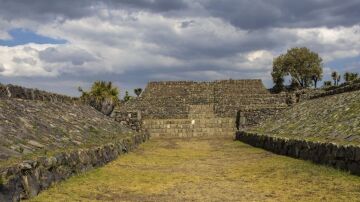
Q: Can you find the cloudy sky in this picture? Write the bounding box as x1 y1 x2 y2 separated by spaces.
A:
0 0 359 96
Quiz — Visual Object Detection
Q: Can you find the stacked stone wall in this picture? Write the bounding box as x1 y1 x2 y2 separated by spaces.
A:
113 111 142 132
144 118 235 138
143 104 236 137
0 84 77 103
121 79 288 124
310 82 360 99
236 107 286 128
0 133 149 201
236 131 360 176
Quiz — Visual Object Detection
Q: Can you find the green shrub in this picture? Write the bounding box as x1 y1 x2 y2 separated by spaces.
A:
323 81 332 87
123 91 132 102
78 81 120 115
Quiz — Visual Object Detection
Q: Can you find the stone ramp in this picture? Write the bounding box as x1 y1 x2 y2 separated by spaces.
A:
143 104 236 137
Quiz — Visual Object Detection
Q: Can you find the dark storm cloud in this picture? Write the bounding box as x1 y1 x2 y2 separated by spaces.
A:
39 47 96 66
143 26 294 60
201 0 360 29
0 0 188 22
1 0 359 29
108 0 188 12
0 0 97 22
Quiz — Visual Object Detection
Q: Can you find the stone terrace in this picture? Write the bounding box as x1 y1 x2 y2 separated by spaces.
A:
118 79 288 137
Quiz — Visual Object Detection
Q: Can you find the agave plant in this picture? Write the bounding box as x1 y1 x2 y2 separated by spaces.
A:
79 81 120 115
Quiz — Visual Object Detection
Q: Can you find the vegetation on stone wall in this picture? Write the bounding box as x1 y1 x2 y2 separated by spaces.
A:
250 90 360 145
123 91 133 102
344 72 359 82
272 47 323 91
79 81 119 115
322 73 359 90
323 81 332 87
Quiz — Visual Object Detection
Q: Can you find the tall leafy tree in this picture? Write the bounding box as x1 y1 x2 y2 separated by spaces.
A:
272 47 323 90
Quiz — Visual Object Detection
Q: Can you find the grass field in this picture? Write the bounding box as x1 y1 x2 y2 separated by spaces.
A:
30 137 360 202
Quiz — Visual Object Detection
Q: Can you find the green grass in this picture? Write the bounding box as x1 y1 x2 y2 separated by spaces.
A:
30 137 360 202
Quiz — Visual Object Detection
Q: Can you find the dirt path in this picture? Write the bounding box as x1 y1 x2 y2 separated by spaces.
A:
31 137 360 202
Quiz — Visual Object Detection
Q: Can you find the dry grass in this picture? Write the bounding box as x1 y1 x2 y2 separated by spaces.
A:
30 137 360 202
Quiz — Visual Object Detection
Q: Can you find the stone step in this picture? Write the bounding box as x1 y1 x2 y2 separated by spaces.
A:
143 118 235 125
150 132 236 138
146 128 236 134
144 123 235 129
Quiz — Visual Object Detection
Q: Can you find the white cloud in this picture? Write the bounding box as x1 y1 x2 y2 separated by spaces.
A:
0 44 56 77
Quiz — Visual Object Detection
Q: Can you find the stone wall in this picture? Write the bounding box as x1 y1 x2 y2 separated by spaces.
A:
294 82 360 102
143 105 236 138
0 84 77 103
310 82 360 99
236 107 286 129
120 80 288 127
144 118 235 138
0 133 149 202
236 131 360 176
112 110 142 132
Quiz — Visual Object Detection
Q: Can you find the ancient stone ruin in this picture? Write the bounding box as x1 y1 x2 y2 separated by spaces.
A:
116 79 288 137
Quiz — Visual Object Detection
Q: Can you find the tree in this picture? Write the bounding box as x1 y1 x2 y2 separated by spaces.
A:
78 81 119 115
311 65 323 88
271 47 323 90
134 88 143 97
331 71 341 86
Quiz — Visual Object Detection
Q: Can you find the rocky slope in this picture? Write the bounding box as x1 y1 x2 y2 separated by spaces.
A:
0 97 134 165
249 90 360 145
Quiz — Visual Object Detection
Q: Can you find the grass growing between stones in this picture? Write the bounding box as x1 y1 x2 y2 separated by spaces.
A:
30 137 360 202
251 90 360 145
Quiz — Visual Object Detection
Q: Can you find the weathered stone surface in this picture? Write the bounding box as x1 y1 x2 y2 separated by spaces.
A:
119 80 288 126
0 84 77 103
117 79 288 138
310 82 360 99
251 88 360 145
0 93 135 161
143 105 236 138
113 111 142 132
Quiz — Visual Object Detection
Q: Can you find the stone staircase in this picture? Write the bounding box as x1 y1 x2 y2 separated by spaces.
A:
143 104 236 138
